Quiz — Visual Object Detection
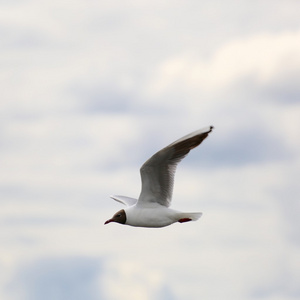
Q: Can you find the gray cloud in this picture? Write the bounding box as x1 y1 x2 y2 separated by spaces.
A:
6 256 177 300
271 180 300 245
7 256 103 300
200 126 291 167
70 84 134 114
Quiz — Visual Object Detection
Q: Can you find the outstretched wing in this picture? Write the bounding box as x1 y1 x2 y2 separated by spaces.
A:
137 126 213 207
110 195 138 207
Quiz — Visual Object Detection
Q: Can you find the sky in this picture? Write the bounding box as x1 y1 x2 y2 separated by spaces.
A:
1 0 300 299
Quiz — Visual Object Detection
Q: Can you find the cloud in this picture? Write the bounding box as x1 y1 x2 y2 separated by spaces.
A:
146 31 300 99
6 256 176 300
102 259 176 300
198 124 292 167
7 256 103 300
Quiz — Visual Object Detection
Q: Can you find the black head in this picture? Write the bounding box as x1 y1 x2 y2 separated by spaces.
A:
104 209 126 225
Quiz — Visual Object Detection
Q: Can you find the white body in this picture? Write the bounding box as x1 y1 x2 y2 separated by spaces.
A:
125 204 202 228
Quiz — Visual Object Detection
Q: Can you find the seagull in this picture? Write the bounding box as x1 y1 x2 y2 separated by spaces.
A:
104 126 213 228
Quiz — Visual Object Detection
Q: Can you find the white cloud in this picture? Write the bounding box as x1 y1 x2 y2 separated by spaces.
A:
103 259 172 300
147 30 300 97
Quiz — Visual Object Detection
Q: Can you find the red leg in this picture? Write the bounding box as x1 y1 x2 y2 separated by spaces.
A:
178 218 192 223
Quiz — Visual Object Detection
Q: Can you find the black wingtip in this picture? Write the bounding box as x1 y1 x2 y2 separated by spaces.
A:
209 125 214 131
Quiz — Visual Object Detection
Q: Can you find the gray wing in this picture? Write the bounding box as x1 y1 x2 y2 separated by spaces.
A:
137 126 213 207
110 195 138 206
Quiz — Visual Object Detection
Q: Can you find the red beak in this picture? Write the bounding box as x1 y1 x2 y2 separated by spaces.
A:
104 219 113 225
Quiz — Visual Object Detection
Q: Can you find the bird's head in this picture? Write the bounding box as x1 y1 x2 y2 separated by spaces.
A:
104 209 126 225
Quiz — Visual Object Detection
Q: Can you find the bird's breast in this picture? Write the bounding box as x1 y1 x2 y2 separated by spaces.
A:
125 206 179 228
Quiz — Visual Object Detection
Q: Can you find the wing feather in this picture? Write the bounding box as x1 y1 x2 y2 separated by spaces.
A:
138 126 213 207
110 195 138 206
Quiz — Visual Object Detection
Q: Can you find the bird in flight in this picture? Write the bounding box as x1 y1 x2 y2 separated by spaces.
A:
105 126 214 228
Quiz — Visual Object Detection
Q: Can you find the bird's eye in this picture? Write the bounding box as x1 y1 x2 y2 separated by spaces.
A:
116 214 121 218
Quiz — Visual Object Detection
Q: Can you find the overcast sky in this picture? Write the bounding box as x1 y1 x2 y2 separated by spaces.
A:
1 1 300 299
